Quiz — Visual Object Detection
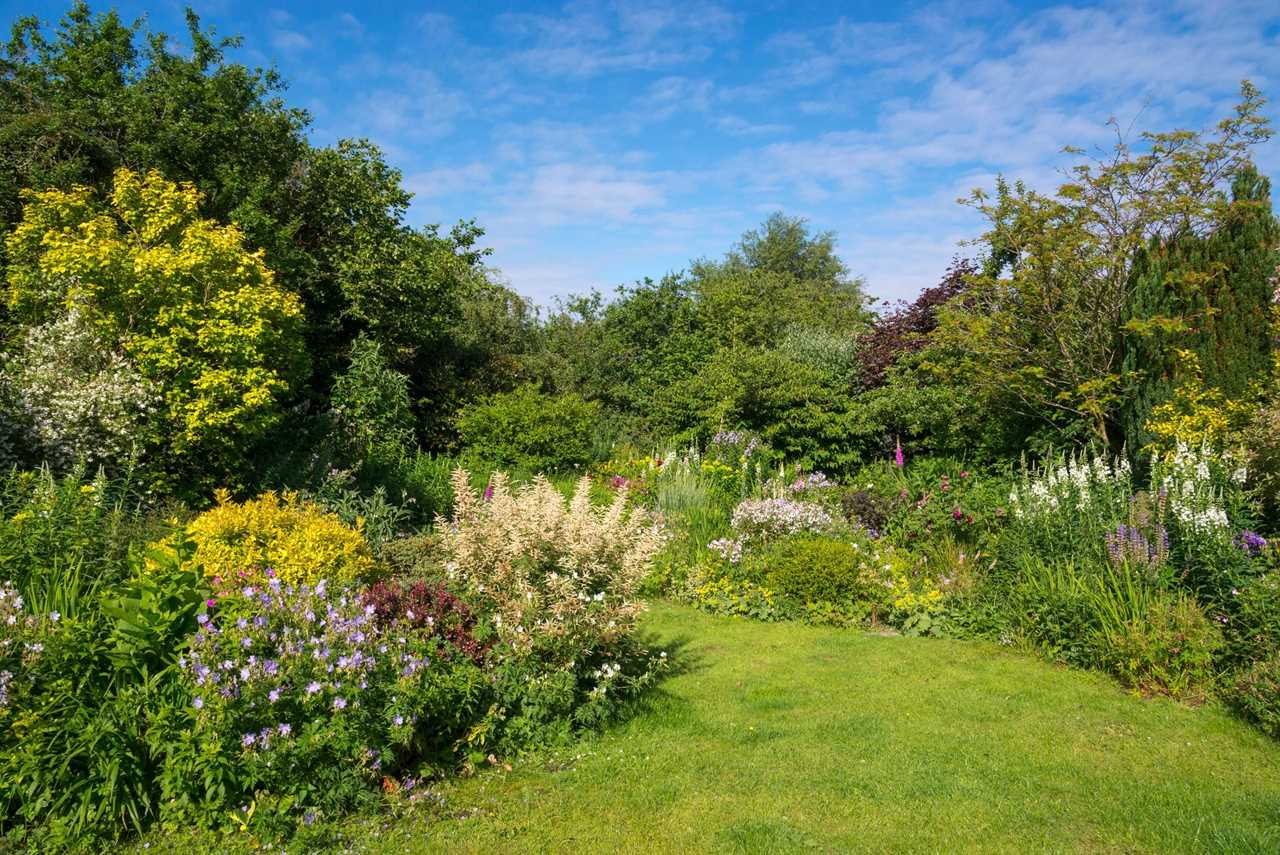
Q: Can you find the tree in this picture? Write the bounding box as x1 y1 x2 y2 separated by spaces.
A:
5 168 306 488
945 82 1274 447
672 346 860 474
692 213 869 348
0 4 488 435
330 336 415 458
858 259 973 389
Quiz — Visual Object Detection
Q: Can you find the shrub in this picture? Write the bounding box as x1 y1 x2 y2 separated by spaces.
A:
1223 569 1280 666
354 449 458 527
0 540 202 850
456 385 600 473
729 497 833 544
438 469 664 666
744 535 876 606
6 168 307 490
330 335 415 457
184 490 375 586
361 579 488 664
304 468 410 555
168 577 488 829
1243 397 1280 527
840 487 892 536
1 309 159 473
1091 589 1222 699
0 464 169 604
1228 654 1280 738
1142 350 1254 459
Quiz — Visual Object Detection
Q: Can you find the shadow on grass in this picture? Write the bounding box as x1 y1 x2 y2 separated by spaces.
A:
605 629 706 729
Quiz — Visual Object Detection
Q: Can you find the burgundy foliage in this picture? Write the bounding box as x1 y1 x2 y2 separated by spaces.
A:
857 259 975 388
362 580 489 664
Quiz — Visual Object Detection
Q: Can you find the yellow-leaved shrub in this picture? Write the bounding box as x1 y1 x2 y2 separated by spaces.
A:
183 490 375 585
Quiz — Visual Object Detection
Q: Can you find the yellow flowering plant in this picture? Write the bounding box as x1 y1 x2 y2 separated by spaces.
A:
5 169 307 488
180 490 375 585
1144 350 1254 458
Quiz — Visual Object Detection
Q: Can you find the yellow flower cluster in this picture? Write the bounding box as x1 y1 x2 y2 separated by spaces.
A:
1144 350 1253 457
691 575 778 618
181 490 375 585
888 576 945 614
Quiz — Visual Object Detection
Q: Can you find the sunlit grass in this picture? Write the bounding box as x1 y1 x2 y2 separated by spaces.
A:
339 603 1280 853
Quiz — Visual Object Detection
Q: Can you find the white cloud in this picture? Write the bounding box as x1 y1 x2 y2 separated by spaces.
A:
496 0 738 78
508 163 669 226
405 163 493 199
271 29 311 52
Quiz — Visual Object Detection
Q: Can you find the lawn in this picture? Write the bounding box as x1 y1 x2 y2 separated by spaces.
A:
318 603 1280 854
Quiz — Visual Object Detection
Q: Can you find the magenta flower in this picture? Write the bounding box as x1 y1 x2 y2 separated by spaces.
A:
483 483 494 502
894 440 905 468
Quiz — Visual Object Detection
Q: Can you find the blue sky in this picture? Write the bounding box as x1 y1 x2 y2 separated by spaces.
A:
9 0 1280 306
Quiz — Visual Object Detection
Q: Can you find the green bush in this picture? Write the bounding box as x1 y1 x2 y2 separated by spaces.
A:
0 465 175 605
330 335 416 457
456 385 600 473
744 535 875 606
1221 568 1280 667
0 539 202 851
1000 558 1104 668
1227 654 1280 738
1091 590 1222 699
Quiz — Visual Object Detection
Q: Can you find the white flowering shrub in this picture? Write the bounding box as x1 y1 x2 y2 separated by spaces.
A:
1152 441 1245 536
1004 450 1136 567
438 469 665 665
707 496 836 566
731 497 834 541
3 311 158 472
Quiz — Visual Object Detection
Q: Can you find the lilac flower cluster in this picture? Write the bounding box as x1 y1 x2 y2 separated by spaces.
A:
730 497 833 543
1104 524 1168 568
710 430 761 460
184 575 434 764
0 582 42 709
1235 530 1268 557
708 537 744 564
786 472 837 494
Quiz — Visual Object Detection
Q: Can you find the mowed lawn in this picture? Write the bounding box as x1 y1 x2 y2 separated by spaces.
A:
333 603 1280 854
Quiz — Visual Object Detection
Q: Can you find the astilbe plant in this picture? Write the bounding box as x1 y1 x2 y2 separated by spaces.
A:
437 469 664 665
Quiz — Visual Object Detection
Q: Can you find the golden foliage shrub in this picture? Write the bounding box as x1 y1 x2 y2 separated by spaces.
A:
183 490 375 585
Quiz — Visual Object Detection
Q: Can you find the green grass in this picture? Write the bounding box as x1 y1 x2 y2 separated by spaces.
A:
141 603 1280 853
345 604 1280 853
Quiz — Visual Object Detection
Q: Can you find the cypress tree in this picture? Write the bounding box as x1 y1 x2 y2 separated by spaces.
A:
1119 163 1279 463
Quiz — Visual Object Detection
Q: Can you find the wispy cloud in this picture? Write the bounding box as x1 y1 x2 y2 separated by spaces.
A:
248 0 1280 305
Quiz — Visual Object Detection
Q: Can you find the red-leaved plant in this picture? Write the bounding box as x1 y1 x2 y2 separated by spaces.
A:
361 580 489 664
